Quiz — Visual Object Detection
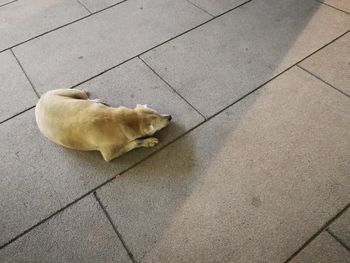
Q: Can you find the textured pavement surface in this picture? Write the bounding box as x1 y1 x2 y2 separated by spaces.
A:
0 0 349 262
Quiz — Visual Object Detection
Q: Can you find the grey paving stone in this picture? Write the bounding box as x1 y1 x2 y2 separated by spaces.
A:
96 67 350 262
290 232 350 263
0 51 37 123
300 32 350 96
329 208 350 248
141 0 350 117
0 195 131 262
0 0 89 51
189 0 248 15
79 0 124 13
0 58 203 247
0 0 14 7
320 0 350 13
13 0 211 95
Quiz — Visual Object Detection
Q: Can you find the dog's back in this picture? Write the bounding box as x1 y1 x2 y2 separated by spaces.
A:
35 89 171 161
35 90 119 151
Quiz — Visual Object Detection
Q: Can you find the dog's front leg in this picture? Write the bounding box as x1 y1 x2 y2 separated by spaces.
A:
100 138 159 162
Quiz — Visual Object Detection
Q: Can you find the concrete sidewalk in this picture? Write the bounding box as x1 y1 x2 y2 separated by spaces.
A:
0 0 349 262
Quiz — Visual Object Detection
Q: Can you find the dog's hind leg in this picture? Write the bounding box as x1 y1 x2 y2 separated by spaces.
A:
100 138 159 162
48 89 89 100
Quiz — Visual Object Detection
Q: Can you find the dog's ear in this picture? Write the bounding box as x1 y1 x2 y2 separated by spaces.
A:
146 124 154 134
136 104 148 109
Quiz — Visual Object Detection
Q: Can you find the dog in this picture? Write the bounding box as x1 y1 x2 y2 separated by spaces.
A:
35 89 171 162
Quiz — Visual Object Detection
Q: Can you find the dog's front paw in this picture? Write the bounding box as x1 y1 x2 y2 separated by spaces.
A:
143 137 159 147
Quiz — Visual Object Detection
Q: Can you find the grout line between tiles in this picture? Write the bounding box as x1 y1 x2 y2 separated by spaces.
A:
0 0 129 53
1 26 345 244
297 65 350 98
76 0 92 14
0 106 35 125
0 0 251 54
0 117 205 250
37 9 350 106
138 56 207 120
94 192 137 263
285 202 350 262
0 9 349 253
1 19 348 127
10 49 40 98
0 177 116 250
326 229 350 252
185 0 214 17
0 0 16 8
315 0 350 15
194 30 350 122
64 0 253 89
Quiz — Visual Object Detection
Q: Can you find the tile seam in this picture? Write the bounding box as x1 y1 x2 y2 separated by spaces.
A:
0 0 17 8
65 0 254 90
0 12 349 254
0 0 129 53
0 0 253 54
0 106 35 125
0 118 206 250
326 228 350 252
76 0 92 14
94 192 137 263
1 28 348 125
285 202 350 262
297 65 350 98
10 49 40 98
185 0 215 17
138 56 207 120
315 0 350 15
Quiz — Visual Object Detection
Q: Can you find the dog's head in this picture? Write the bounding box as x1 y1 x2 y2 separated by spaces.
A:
135 104 172 136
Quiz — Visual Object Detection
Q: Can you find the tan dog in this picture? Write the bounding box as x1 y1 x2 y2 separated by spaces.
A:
35 89 171 162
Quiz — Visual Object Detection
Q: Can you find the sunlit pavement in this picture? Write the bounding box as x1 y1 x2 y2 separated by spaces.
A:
0 0 349 262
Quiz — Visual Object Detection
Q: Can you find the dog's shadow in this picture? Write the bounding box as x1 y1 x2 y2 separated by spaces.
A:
62 121 194 176
110 121 192 168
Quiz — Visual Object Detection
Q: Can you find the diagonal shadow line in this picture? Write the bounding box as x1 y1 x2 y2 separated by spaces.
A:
0 3 349 254
1 27 347 247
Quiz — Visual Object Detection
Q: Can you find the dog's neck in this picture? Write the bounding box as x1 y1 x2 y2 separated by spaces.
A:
112 107 144 140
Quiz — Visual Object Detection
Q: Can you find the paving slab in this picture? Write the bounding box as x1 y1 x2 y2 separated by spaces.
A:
141 0 350 117
0 0 14 7
0 58 203 247
300 32 350 96
290 232 350 263
320 0 350 13
189 0 248 16
0 51 37 123
329 208 350 248
0 195 131 262
13 0 211 95
0 0 89 51
79 0 124 13
97 67 350 262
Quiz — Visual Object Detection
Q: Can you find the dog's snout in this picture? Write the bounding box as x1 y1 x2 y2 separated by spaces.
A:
167 115 172 121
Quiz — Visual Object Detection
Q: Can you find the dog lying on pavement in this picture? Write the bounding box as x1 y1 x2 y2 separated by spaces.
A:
35 89 171 162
